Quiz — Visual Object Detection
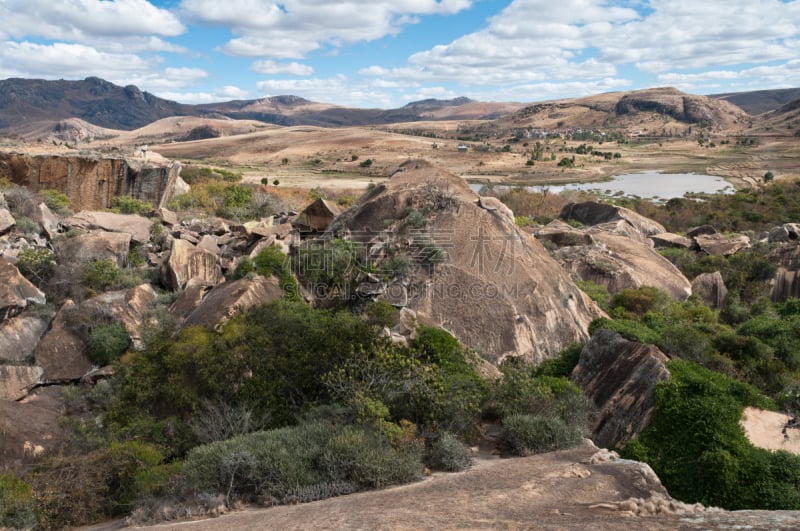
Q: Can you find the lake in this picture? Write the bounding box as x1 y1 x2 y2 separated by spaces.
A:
471 172 734 200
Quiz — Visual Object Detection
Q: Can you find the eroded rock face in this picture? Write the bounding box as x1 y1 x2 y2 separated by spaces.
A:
770 242 800 301
559 201 666 243
55 230 132 267
182 275 283 330
0 399 63 472
691 271 728 309
0 208 15 234
0 366 43 400
331 160 604 365
571 330 670 449
0 257 46 321
66 210 153 244
33 300 92 381
161 238 223 291
0 152 181 211
695 233 750 256
542 229 692 300
0 315 50 362
650 232 692 249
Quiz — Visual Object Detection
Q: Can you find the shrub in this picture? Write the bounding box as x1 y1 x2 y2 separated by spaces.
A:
111 196 153 215
16 247 57 285
40 188 73 216
253 245 299 299
81 258 120 292
87 322 130 366
29 441 165 528
620 360 800 510
576 280 609 308
425 431 472 472
501 414 581 456
359 158 373 168
13 215 41 236
609 286 668 319
0 473 40 530
536 342 584 378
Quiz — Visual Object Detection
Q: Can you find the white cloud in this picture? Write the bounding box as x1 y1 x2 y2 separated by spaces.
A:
251 60 314 76
214 85 250 100
658 60 800 93
181 0 474 58
0 41 154 79
0 0 185 42
256 75 396 107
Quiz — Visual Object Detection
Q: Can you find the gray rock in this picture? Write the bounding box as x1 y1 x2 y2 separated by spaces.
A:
560 201 666 242
55 230 131 267
0 315 51 362
692 271 728 309
0 257 46 321
650 232 692 249
0 208 15 234
66 210 152 244
33 300 92 381
695 233 750 256
161 239 223 291
0 365 43 400
572 330 670 449
182 275 283 330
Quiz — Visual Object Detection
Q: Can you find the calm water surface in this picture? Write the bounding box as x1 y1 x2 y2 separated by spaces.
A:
471 172 734 200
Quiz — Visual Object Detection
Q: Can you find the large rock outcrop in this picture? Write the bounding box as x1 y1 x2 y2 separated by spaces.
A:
0 315 50 362
79 284 156 348
161 239 224 291
571 330 671 449
328 160 604 365
770 242 800 301
0 152 181 211
33 300 92 381
534 221 692 300
55 230 132 267
0 366 43 401
559 201 666 243
0 398 64 472
0 257 46 321
182 275 283 330
66 211 153 244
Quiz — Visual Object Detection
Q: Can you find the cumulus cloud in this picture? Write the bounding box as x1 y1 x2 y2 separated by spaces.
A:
0 41 154 79
181 0 474 58
251 60 314 76
256 75 397 107
0 0 185 42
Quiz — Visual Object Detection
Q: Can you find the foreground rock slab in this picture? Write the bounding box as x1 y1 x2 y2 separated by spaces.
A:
122 441 800 531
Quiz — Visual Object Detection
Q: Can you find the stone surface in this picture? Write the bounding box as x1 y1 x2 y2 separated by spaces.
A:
0 315 50 362
694 233 750 256
162 238 223 291
182 275 283 330
0 257 46 321
67 210 153 244
155 207 178 226
550 231 692 300
332 160 604 365
770 242 800 301
168 277 214 321
0 152 180 211
650 232 692 249
79 284 156 348
572 330 671 449
0 365 43 400
0 398 63 472
33 300 92 381
292 198 342 233
0 208 15 234
55 230 132 267
560 201 666 243
691 271 728 309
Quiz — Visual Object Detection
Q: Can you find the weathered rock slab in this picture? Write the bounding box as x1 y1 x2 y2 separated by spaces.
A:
182 275 283 330
0 315 50 362
33 300 92 381
162 239 223 291
0 257 46 321
0 365 43 400
55 230 132 267
67 210 152 244
571 329 670 449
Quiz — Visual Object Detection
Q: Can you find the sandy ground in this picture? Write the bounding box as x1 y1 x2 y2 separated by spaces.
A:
741 407 800 454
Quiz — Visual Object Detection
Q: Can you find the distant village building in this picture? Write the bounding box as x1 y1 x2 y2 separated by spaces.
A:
457 144 469 152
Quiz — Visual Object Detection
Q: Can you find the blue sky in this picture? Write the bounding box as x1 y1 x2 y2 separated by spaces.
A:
1 0 799 107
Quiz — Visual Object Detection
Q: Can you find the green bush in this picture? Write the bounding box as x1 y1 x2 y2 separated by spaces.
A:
182 420 421 505
576 280 609 308
425 431 472 472
16 247 57 285
111 196 153 215
253 245 299 299
87 322 130 366
81 258 120 292
620 360 800 510
0 473 40 530
40 189 73 216
501 414 582 456
536 342 584 378
609 286 668 319
13 215 41 236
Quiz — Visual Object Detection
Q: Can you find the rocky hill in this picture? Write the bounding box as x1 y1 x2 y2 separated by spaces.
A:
711 87 800 115
505 87 749 132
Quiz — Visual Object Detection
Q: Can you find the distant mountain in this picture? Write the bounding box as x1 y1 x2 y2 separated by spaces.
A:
0 77 195 131
710 88 800 115
0 78 518 137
